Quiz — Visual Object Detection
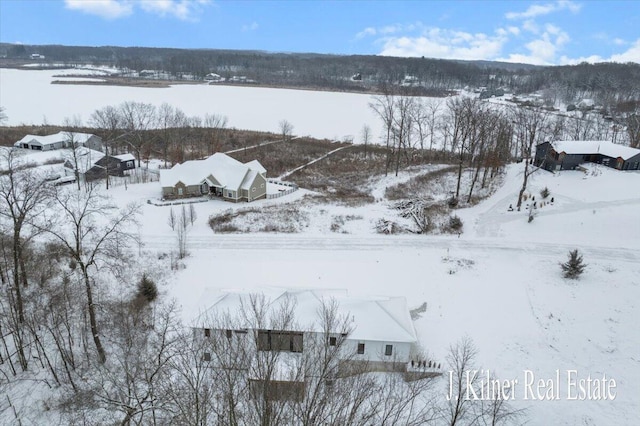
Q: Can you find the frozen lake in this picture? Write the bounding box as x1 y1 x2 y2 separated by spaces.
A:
0 68 390 141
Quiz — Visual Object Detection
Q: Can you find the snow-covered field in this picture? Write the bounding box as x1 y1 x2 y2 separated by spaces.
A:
86 161 639 425
1 69 639 424
0 68 396 141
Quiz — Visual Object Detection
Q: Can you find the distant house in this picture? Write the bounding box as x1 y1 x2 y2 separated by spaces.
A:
30 53 45 60
15 132 103 152
194 289 420 383
535 140 640 171
204 72 224 82
159 153 267 202
64 147 136 181
479 88 505 99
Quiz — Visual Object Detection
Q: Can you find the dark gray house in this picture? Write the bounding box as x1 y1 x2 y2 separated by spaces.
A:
64 148 136 181
535 140 640 172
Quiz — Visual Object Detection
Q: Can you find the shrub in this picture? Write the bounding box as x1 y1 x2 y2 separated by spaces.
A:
540 187 550 199
560 249 587 279
449 215 463 231
447 196 458 208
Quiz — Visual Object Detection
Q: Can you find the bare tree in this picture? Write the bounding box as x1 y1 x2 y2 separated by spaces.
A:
90 105 125 190
204 113 229 156
0 150 51 321
119 101 157 167
370 92 396 175
173 205 192 259
42 186 140 363
0 150 52 370
361 124 371 160
90 300 178 425
279 120 294 142
513 107 550 210
0 106 7 124
443 337 479 426
446 97 481 200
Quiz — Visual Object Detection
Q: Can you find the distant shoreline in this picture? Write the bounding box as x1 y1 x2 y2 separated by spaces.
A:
0 63 455 97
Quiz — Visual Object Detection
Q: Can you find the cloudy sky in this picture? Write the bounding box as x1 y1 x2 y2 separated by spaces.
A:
1 0 638 65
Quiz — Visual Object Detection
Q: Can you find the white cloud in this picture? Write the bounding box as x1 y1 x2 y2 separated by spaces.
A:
498 26 570 65
242 21 259 32
139 0 210 21
65 0 211 21
64 0 133 19
355 22 423 40
609 39 640 63
522 19 540 34
355 27 377 39
506 0 581 20
379 28 507 61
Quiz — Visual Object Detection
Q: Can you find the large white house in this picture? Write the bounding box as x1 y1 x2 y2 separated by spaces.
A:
14 131 103 152
160 152 267 202
194 288 419 372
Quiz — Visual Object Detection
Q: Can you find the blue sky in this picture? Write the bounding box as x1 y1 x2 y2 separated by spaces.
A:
1 0 639 65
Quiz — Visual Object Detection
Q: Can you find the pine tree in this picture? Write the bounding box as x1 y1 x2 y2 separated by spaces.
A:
136 274 158 303
560 249 587 279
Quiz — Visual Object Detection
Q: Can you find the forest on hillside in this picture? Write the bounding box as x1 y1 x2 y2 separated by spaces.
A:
2 43 640 103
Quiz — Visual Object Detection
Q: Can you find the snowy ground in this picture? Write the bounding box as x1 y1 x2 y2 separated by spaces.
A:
2 65 639 421
99 162 640 425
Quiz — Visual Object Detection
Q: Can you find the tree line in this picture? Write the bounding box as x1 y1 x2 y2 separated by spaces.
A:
3 43 639 102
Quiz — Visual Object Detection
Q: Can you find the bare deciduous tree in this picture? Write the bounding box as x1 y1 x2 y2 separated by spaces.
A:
279 120 294 142
361 124 371 160
42 186 140 363
513 107 550 210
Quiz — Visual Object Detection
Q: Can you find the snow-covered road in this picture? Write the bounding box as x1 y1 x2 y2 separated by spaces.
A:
142 233 640 262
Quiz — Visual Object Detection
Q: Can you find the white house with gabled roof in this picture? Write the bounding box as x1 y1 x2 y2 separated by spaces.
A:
159 152 267 202
14 131 103 152
193 288 419 372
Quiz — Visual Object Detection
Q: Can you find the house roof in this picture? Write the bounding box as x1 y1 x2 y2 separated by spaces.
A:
548 140 640 161
114 153 135 162
244 159 266 175
15 131 98 147
240 169 259 191
64 147 105 173
195 288 418 344
160 153 265 191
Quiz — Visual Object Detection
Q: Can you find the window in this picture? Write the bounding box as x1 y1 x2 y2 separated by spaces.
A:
257 330 304 352
328 336 337 346
178 187 183 196
357 343 365 354
225 329 232 339
385 345 393 356
204 328 210 337
203 352 211 362
252 187 256 192
260 183 264 188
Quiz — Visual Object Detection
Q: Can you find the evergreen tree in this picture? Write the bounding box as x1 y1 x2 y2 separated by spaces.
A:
136 274 159 303
560 249 587 279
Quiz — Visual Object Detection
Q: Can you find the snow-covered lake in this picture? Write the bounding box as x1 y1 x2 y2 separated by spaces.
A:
0 68 392 141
